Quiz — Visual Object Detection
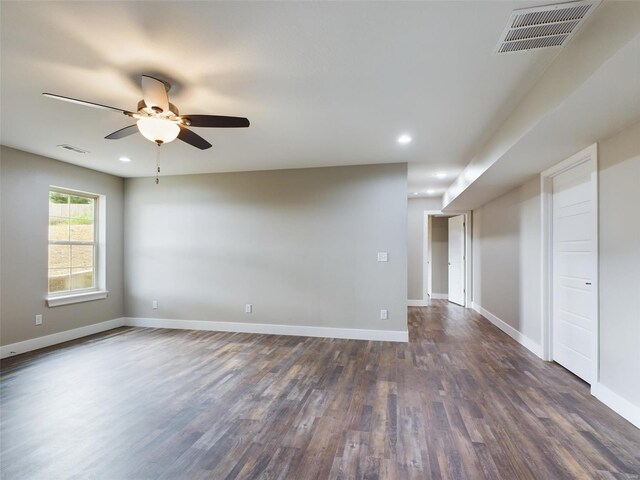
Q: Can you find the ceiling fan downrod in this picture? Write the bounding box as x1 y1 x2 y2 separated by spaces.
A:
155 143 161 185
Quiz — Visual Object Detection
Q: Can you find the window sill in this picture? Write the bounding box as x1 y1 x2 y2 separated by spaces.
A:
46 290 109 307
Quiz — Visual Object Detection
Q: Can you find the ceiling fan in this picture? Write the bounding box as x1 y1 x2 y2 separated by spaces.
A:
43 75 250 150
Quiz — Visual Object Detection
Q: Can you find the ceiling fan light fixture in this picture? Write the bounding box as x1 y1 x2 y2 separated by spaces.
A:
136 117 180 144
44 75 247 151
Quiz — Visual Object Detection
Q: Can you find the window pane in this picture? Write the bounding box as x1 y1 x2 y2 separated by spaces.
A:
71 268 94 290
49 245 71 269
71 245 93 268
49 268 70 293
69 194 92 205
49 192 69 217
70 199 94 242
49 217 70 241
70 223 94 242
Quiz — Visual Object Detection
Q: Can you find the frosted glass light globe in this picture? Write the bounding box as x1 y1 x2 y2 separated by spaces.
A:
137 117 180 144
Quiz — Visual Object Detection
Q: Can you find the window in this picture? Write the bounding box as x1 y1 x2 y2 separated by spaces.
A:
48 189 98 295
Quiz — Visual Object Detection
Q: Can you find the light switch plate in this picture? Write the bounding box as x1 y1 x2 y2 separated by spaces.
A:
245 304 252 313
380 309 388 320
377 252 388 262
35 314 42 326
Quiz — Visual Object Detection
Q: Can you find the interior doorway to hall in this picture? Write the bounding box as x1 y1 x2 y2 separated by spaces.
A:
424 212 470 307
427 215 452 301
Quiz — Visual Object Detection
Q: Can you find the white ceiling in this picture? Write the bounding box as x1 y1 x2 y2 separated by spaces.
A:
1 0 559 194
444 30 640 211
443 1 640 210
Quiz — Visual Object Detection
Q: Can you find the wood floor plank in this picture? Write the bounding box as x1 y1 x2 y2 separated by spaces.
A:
1 300 639 479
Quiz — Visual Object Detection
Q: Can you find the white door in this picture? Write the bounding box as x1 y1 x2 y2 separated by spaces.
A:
448 215 465 306
552 161 597 383
427 215 433 300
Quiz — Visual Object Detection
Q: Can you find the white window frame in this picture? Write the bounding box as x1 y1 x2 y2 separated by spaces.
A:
46 186 108 307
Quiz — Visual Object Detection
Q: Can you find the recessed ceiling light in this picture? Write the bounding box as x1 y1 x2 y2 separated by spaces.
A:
119 156 131 163
435 172 447 179
412 192 419 195
397 134 412 145
426 189 435 195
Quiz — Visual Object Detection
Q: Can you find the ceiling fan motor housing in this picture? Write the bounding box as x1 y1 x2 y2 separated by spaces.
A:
137 100 179 117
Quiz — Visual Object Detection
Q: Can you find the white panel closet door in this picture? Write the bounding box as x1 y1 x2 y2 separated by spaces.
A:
552 161 596 383
448 215 465 306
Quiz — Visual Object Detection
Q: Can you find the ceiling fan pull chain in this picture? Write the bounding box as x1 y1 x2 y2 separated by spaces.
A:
155 144 161 184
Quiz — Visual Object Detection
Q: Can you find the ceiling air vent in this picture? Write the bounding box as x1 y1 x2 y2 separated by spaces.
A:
58 144 89 154
495 0 600 54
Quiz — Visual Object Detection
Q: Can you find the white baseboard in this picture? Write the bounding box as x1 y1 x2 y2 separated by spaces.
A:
431 293 448 300
124 317 408 343
0 316 408 360
407 299 429 307
0 318 125 359
471 302 543 358
591 383 640 429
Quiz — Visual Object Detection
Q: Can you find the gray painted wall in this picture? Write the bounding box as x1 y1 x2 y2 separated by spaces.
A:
472 176 543 345
124 163 408 333
0 147 124 345
598 121 640 409
431 217 449 295
407 197 441 300
472 120 640 411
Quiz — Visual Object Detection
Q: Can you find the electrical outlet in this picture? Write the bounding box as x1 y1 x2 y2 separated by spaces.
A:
377 252 388 262
245 304 252 313
380 309 388 320
35 314 43 326
152 300 158 310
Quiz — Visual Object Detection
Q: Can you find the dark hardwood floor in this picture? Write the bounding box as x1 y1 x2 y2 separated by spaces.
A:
1 301 639 479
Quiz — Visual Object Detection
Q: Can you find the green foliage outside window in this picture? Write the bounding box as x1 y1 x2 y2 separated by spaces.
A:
49 192 91 204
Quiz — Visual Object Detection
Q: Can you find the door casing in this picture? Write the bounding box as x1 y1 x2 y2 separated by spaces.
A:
541 143 599 385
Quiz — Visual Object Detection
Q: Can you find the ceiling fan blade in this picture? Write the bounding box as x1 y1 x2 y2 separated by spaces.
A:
181 114 250 128
178 126 212 150
141 75 170 113
43 93 133 115
105 125 138 140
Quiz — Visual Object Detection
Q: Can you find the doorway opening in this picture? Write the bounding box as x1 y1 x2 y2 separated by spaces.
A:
427 215 452 301
422 211 472 307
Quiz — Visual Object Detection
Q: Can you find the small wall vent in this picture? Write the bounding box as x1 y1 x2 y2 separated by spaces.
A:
58 144 89 154
495 0 600 54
